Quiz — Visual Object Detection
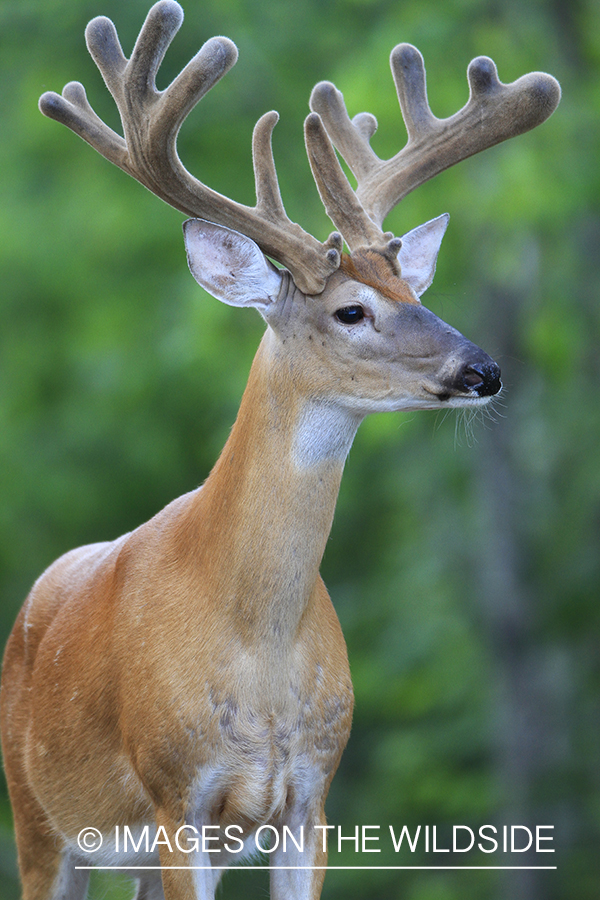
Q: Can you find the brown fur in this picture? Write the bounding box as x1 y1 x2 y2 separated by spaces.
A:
1 255 497 898
3 3 531 893
1 334 355 900
340 250 419 304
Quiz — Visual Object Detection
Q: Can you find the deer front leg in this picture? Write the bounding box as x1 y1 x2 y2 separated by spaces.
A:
133 872 166 900
269 806 328 900
154 808 222 900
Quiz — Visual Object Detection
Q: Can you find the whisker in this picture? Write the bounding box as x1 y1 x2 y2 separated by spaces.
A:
441 389 507 448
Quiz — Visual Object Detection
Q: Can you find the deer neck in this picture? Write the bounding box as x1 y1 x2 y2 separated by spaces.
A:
197 329 362 643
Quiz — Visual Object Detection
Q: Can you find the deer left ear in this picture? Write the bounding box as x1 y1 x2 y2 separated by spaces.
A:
183 219 283 309
397 214 450 298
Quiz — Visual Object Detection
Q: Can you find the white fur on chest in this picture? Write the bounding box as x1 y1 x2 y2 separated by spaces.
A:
189 700 331 830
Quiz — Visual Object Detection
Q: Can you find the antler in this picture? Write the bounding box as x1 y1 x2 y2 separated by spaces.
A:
307 44 561 249
38 0 342 295
39 1 560 289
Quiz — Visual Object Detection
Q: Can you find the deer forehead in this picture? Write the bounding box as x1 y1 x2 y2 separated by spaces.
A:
337 250 420 305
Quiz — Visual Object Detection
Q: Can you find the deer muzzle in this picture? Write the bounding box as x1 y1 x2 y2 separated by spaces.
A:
439 344 502 402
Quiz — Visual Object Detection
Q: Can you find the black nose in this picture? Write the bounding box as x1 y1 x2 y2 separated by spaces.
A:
459 361 502 397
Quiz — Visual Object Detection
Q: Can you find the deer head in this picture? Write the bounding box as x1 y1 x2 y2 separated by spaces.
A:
39 0 560 420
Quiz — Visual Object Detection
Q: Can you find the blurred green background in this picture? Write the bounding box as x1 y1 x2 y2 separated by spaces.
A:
1 0 598 898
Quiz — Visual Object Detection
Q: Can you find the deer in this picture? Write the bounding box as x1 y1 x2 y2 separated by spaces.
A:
0 2 560 899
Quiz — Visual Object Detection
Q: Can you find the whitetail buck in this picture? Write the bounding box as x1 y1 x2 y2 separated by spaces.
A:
1 2 559 898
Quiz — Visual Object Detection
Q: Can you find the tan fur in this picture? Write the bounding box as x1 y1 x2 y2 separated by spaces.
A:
2 268 500 899
2 330 356 900
5 2 558 896
339 250 419 304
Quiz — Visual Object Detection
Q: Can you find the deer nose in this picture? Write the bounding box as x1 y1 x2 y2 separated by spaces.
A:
459 361 502 397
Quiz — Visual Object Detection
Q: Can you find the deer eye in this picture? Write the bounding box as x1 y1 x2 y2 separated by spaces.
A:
335 305 365 325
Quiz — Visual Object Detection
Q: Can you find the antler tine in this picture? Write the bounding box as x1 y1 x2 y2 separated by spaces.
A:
304 111 386 251
38 0 342 294
310 45 561 236
309 81 379 187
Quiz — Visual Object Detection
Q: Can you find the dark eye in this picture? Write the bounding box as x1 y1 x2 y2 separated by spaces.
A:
335 305 365 325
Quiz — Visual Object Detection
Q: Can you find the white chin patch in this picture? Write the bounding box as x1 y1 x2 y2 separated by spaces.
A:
444 392 498 408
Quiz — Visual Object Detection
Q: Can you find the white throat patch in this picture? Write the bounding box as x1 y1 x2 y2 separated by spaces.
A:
292 402 362 468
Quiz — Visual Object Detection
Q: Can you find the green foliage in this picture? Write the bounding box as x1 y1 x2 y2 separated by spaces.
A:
1 0 599 898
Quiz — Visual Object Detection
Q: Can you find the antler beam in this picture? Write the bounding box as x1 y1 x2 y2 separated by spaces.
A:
309 44 561 243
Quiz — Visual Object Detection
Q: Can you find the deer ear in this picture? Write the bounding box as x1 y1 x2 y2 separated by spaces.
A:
397 214 450 298
183 219 283 309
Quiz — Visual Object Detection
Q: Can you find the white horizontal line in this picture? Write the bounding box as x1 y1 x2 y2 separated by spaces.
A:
75 865 557 871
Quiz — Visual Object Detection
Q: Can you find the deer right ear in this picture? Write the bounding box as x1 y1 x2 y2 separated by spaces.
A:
183 219 283 309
